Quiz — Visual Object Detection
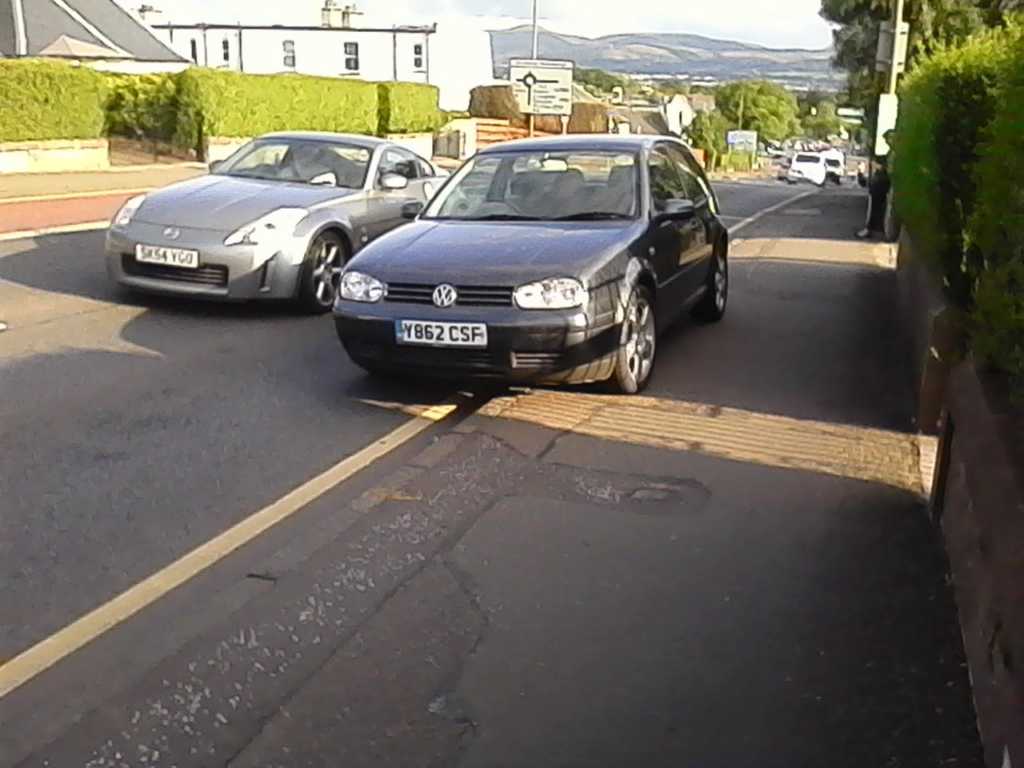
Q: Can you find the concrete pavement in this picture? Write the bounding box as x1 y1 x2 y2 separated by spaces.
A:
0 184 981 766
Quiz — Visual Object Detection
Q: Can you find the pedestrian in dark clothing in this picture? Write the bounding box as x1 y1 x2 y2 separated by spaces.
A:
857 159 891 238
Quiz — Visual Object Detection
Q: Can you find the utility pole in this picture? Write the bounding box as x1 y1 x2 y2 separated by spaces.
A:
531 0 539 58
887 0 906 94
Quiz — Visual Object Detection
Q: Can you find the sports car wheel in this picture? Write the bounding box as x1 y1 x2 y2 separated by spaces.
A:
299 231 348 314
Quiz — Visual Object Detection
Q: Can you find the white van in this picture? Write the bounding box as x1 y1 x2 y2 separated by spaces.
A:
786 152 827 187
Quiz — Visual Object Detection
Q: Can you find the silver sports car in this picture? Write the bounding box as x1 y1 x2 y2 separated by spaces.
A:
106 132 444 312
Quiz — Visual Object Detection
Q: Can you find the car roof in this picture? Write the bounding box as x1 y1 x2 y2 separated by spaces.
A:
479 133 676 155
257 132 389 149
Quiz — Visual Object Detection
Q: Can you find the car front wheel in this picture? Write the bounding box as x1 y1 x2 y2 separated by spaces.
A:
609 284 656 394
299 231 348 314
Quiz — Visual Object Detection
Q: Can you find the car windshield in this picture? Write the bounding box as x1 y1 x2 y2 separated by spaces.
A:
423 150 640 221
795 153 821 164
825 158 842 167
215 138 372 188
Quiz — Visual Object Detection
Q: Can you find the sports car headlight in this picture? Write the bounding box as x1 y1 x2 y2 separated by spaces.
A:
340 271 385 303
514 278 588 310
112 194 146 228
224 207 309 247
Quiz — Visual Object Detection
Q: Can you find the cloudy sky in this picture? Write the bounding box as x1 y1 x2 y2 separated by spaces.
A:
126 0 834 49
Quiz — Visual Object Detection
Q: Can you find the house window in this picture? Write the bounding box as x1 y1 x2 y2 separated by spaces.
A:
189 39 198 63
344 42 359 72
413 43 423 70
283 40 296 69
222 38 230 63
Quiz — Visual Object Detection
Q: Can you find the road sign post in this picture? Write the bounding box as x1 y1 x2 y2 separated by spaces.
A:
510 59 574 137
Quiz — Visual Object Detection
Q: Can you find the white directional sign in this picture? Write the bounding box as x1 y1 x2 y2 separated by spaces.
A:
510 59 574 116
726 130 758 153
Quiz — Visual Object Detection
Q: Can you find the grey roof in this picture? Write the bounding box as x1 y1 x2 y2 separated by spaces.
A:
0 0 184 61
0 3 16 56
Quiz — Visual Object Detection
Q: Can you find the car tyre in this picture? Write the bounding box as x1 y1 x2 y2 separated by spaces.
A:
608 284 656 395
298 231 348 314
693 245 728 323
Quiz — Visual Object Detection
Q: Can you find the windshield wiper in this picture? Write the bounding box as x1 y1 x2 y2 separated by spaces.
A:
465 213 540 221
552 212 634 221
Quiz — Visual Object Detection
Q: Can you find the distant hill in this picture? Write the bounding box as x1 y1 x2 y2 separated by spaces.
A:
490 27 845 91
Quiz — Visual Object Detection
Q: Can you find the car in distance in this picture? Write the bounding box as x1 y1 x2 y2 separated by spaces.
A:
106 133 444 312
333 135 729 394
787 152 827 187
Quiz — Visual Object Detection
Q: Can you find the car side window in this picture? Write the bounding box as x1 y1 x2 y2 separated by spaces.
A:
378 147 420 182
415 156 435 178
648 146 687 214
665 144 707 206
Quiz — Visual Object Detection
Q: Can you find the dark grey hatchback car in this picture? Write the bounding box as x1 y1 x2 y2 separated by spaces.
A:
333 135 728 393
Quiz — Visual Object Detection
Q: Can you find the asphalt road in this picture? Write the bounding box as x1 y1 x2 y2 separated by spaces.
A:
0 181 980 766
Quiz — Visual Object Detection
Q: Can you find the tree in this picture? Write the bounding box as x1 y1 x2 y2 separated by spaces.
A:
575 67 628 96
687 110 730 170
715 80 801 142
803 100 843 139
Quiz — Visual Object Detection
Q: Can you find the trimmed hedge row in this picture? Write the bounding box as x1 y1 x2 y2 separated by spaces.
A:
893 21 1024 385
0 61 441 149
0 60 107 142
174 69 381 153
105 73 178 142
378 82 442 134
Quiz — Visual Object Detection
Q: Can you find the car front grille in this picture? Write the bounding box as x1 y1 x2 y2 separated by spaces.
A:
385 283 514 307
122 254 228 287
348 340 502 371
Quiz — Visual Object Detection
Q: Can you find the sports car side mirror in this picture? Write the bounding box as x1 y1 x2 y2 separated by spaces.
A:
380 173 409 191
401 201 425 219
654 198 696 223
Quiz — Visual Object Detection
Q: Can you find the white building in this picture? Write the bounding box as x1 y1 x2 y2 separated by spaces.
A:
150 3 495 111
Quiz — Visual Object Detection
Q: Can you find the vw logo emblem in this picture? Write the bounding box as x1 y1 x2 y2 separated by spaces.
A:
163 227 181 241
433 284 458 308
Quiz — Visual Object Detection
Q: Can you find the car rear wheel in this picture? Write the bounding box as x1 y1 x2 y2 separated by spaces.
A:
608 284 656 394
693 246 728 322
299 231 348 314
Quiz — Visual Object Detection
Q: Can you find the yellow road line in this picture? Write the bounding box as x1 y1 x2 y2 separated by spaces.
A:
0 187 152 205
0 403 457 700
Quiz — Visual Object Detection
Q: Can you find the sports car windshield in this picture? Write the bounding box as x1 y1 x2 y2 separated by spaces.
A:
423 150 640 221
215 139 372 188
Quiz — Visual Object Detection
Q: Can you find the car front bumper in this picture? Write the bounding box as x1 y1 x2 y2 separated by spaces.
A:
334 300 621 384
105 222 307 301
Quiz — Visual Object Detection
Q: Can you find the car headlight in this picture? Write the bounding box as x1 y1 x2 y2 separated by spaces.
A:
514 278 588 310
224 207 309 247
112 195 146 228
340 271 386 303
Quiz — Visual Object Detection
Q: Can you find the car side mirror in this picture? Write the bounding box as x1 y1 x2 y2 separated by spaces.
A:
208 160 223 173
401 201 424 220
380 173 409 191
654 198 696 223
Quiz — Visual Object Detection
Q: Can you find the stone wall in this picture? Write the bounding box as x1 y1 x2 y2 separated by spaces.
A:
0 139 109 174
936 362 1024 768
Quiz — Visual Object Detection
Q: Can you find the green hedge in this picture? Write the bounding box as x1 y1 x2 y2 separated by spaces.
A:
893 26 1019 306
174 69 380 154
0 60 106 142
105 73 178 141
968 29 1024 383
378 82 442 134
894 21 1024 386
